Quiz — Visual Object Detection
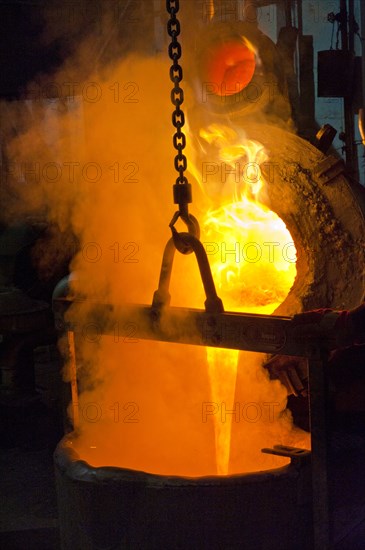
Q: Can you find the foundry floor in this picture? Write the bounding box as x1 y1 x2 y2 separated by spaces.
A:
0 446 60 549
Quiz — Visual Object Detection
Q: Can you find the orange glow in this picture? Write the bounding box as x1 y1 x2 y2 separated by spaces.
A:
205 39 256 96
70 121 308 477
10 53 310 477
194 127 297 474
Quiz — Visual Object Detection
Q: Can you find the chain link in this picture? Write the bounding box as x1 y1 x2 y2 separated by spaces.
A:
166 0 191 197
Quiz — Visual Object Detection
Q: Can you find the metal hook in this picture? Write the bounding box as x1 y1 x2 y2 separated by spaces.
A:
169 211 200 254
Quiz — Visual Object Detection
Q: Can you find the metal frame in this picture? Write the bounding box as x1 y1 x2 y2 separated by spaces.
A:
53 293 345 549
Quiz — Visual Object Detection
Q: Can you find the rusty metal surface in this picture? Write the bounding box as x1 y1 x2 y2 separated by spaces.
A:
53 297 352 357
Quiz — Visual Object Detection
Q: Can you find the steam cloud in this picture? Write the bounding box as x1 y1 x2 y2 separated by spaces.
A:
1 0 310 476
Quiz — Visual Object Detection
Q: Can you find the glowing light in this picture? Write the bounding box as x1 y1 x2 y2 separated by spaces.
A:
205 39 256 96
197 125 297 474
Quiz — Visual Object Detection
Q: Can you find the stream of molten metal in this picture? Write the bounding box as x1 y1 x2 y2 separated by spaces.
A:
195 125 297 474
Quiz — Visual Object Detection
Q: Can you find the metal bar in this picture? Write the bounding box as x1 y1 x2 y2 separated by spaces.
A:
297 0 303 36
308 350 331 549
340 0 359 180
67 330 79 430
54 298 348 357
284 0 292 27
348 0 355 52
340 0 349 50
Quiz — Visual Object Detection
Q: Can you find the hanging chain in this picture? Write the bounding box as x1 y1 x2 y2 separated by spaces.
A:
157 0 222 310
166 0 192 218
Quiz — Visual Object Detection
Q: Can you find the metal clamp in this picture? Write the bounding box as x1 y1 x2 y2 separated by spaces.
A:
152 232 224 314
